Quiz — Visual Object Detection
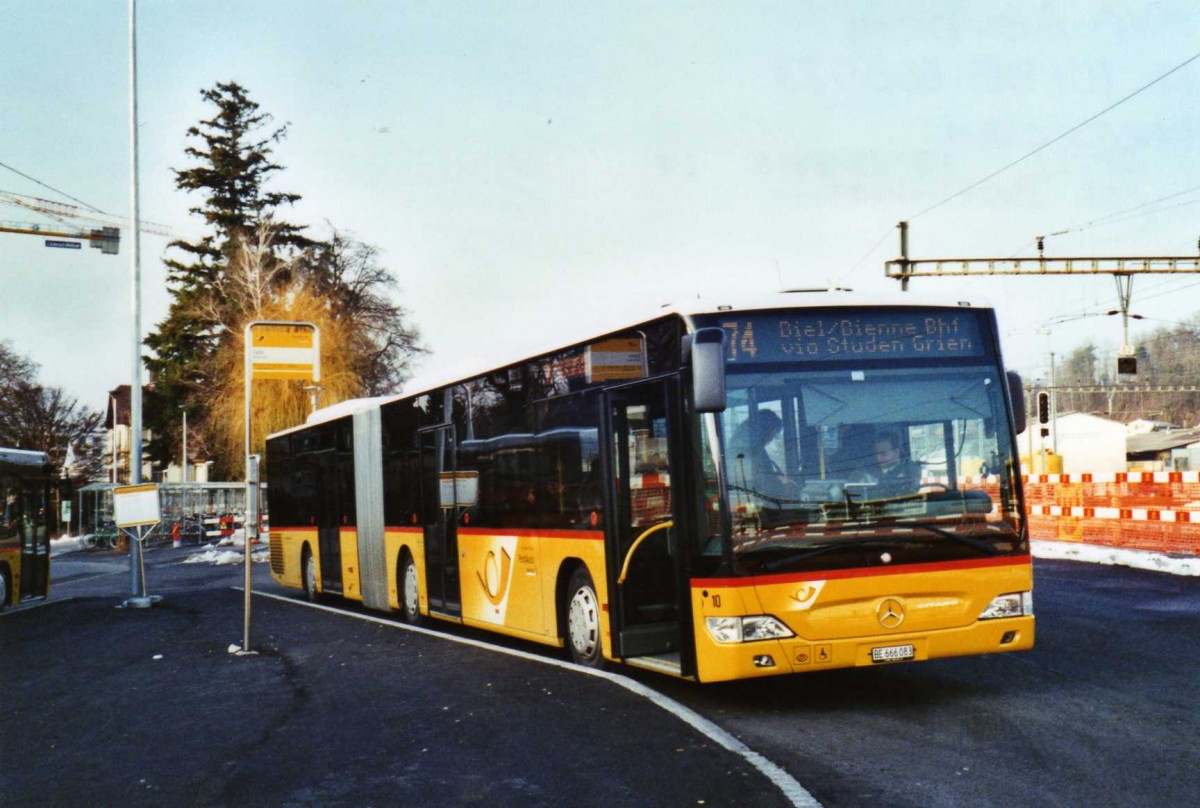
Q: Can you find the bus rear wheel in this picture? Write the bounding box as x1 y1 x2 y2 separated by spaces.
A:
399 553 423 625
565 566 603 668
302 549 319 603
0 566 9 610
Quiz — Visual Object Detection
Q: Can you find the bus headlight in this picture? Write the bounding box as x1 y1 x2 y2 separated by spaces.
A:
705 615 795 643
979 591 1033 620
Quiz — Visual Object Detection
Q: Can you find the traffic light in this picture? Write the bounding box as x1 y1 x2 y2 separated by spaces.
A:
1036 391 1050 424
1117 355 1137 376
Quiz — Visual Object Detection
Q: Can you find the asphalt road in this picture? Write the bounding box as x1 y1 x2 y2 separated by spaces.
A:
2 546 795 808
8 544 1198 807
645 559 1200 808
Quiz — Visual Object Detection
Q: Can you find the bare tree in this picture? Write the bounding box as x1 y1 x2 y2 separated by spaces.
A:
292 227 424 395
0 382 104 480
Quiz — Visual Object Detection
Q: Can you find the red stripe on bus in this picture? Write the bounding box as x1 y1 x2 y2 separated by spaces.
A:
274 523 604 542
691 555 1033 589
276 525 602 541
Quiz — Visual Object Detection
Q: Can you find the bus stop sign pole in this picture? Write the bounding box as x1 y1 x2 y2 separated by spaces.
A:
242 455 259 653
240 320 319 654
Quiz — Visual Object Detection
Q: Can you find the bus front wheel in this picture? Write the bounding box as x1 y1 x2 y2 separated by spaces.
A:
565 566 603 668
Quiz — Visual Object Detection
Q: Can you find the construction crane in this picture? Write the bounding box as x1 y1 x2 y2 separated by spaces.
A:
0 189 174 255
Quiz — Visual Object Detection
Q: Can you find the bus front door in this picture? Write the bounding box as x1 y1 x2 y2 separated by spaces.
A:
19 479 50 600
420 425 461 617
607 380 685 662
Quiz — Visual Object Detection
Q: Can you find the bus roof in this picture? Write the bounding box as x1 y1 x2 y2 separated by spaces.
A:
0 447 51 474
267 289 990 440
396 289 989 399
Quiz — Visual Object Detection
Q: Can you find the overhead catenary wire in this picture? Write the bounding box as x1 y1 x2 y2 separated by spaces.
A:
1036 190 1200 249
1047 183 1200 237
908 49 1200 222
0 158 111 216
1038 278 1200 331
839 226 895 283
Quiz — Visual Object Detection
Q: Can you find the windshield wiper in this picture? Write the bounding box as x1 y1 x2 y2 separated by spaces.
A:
745 535 908 571
902 521 1003 555
743 522 1005 572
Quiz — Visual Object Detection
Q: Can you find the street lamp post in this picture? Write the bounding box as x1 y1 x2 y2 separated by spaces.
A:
180 408 188 483
125 0 150 608
303 384 324 415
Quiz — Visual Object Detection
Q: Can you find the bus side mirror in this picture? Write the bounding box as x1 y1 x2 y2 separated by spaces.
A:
1007 371 1026 435
688 328 727 413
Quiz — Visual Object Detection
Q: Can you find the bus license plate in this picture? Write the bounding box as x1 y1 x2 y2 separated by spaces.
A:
871 644 915 663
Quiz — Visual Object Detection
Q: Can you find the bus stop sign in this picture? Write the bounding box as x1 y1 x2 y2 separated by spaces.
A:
248 322 320 382
113 483 161 528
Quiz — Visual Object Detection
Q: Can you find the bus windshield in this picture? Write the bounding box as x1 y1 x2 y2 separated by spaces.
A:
718 363 1025 574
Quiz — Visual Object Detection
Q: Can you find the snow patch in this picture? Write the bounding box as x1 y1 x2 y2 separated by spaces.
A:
1032 540 1200 577
50 535 86 554
183 548 245 566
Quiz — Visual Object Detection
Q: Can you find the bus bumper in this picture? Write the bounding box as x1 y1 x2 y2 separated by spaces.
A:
692 616 1035 683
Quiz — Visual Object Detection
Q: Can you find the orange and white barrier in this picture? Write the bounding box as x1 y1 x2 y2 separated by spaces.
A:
1018 472 1200 556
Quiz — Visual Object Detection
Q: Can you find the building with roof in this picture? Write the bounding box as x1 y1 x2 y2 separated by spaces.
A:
1018 412 1128 474
1126 427 1200 472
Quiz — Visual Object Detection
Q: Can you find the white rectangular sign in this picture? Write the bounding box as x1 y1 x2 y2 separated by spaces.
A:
113 483 161 528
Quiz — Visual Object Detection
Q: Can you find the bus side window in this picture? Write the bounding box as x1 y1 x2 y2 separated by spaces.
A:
536 395 602 530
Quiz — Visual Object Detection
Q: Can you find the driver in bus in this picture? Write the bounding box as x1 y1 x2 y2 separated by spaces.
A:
870 430 922 496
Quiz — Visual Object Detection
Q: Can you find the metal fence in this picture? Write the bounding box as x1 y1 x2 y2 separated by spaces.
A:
74 482 266 544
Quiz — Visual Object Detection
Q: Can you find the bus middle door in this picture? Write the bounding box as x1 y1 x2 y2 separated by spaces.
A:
606 379 685 662
419 424 462 617
316 446 343 596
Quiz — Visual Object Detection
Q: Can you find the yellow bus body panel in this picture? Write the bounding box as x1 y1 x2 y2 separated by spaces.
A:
691 557 1035 683
384 527 426 613
268 526 363 601
269 527 315 590
273 525 609 655
458 528 609 654
339 528 362 601
0 547 22 605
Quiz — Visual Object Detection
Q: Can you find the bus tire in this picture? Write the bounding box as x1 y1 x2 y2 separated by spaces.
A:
399 551 423 625
302 547 319 603
0 565 9 610
565 566 603 668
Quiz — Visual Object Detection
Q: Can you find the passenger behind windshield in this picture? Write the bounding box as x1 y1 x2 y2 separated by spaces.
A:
728 410 798 506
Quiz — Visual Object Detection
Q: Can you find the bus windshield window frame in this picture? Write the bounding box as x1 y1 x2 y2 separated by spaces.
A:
691 308 1024 576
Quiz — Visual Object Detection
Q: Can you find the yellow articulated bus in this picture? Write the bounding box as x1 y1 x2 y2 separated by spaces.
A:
265 293 1034 682
0 448 52 610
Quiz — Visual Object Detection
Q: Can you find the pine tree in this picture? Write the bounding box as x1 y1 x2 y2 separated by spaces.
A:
144 81 313 475
144 82 424 478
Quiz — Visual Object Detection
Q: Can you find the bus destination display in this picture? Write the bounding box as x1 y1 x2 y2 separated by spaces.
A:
713 309 987 363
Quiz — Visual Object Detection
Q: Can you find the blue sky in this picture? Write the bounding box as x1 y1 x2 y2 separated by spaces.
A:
4 1 1200 410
